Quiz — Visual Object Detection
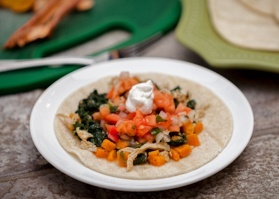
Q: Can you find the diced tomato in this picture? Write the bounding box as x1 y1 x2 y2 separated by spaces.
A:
168 125 180 132
117 103 126 112
99 104 110 119
107 87 115 99
175 103 191 114
116 120 136 137
116 122 127 135
107 125 119 143
165 101 175 113
92 112 101 121
125 120 137 136
121 77 139 92
105 113 121 124
111 96 125 106
144 114 157 127
126 112 136 120
153 90 165 108
107 77 140 100
164 94 175 113
136 125 152 137
137 136 147 144
137 132 154 143
143 132 155 143
154 90 175 113
133 109 146 127
157 114 172 129
152 103 158 111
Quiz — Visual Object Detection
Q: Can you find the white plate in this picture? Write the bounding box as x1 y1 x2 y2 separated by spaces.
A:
30 57 254 192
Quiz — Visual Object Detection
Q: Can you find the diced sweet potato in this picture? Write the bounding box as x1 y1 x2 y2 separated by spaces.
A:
101 139 116 151
182 121 194 135
107 150 117 161
194 122 204 134
148 150 160 157
116 139 129 149
170 149 180 161
117 151 129 167
186 134 200 146
148 154 166 166
173 144 191 158
147 150 166 166
94 147 109 158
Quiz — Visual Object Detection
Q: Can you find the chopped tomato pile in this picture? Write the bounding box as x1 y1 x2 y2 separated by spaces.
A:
65 72 205 170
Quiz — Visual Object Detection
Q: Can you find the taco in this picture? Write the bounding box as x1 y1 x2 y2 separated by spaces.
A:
54 72 233 179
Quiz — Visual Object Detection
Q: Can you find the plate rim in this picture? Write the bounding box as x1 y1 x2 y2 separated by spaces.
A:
30 57 254 191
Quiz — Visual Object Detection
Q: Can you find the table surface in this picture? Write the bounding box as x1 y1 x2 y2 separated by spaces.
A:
1 31 279 199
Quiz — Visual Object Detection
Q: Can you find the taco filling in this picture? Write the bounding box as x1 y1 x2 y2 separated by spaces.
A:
55 72 233 179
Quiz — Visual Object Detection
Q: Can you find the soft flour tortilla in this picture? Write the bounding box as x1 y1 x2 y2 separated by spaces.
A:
239 0 279 22
208 0 279 51
239 0 274 16
54 73 233 179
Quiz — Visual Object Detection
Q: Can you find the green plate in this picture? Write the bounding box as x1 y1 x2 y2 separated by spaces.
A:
0 0 181 95
175 0 279 73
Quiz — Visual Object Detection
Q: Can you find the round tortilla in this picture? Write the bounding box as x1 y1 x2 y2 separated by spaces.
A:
54 73 233 179
239 0 274 16
208 0 279 51
239 0 279 22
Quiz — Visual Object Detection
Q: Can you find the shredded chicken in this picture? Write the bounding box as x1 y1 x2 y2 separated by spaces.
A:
76 128 93 140
57 113 97 152
57 113 77 130
119 142 170 171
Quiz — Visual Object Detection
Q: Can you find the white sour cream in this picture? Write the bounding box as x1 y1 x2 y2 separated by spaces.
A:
125 80 154 114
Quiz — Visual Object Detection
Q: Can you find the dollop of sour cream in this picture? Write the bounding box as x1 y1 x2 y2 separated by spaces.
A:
125 80 154 114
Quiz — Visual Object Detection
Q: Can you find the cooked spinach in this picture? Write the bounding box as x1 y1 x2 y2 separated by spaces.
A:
187 99 196 110
133 153 147 165
171 86 181 92
151 127 162 135
74 89 108 147
168 132 186 146
173 98 179 108
108 102 118 113
156 115 167 122
88 124 107 147
74 119 107 147
76 90 108 119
